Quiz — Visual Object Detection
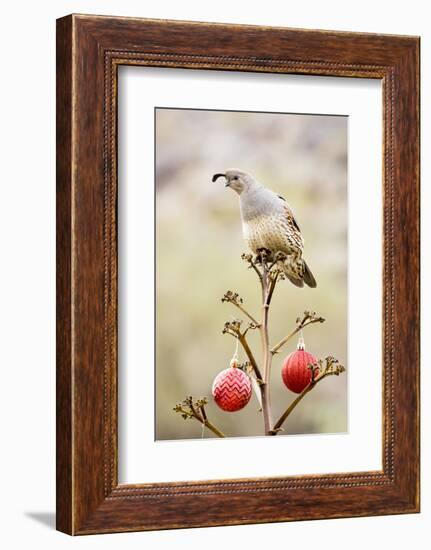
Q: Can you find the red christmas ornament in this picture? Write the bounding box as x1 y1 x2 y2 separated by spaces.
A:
282 339 318 394
212 361 252 412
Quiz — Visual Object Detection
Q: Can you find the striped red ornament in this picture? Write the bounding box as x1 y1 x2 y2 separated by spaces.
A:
282 340 318 394
212 362 252 412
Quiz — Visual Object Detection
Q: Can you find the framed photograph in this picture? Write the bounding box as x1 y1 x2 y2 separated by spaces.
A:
56 14 420 534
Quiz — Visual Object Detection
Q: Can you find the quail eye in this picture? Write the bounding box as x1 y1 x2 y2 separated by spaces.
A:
233 176 239 180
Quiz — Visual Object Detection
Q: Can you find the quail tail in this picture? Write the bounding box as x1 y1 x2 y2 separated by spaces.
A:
276 258 317 289
276 260 304 288
303 261 317 288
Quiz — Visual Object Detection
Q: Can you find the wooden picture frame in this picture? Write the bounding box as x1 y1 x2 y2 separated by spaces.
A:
56 14 420 535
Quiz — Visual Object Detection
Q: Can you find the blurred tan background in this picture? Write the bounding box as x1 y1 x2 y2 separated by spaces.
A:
155 108 347 440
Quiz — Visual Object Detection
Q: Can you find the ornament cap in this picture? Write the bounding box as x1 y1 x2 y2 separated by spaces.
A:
297 336 305 350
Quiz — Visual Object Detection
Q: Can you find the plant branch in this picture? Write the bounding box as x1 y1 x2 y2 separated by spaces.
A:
238 334 263 383
222 320 263 383
259 249 274 434
174 397 226 438
202 420 226 438
241 253 263 281
222 291 260 326
269 357 346 435
266 270 280 306
270 310 325 355
197 401 226 438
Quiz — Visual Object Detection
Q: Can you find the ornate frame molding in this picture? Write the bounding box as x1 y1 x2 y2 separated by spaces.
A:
57 15 419 534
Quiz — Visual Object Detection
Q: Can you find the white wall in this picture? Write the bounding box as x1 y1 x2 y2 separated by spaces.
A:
0 1 427 548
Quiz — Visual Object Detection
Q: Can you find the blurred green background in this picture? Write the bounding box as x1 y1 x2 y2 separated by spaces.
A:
155 108 347 440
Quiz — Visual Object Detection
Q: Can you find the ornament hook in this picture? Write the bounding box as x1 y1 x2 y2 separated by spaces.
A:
230 334 240 367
